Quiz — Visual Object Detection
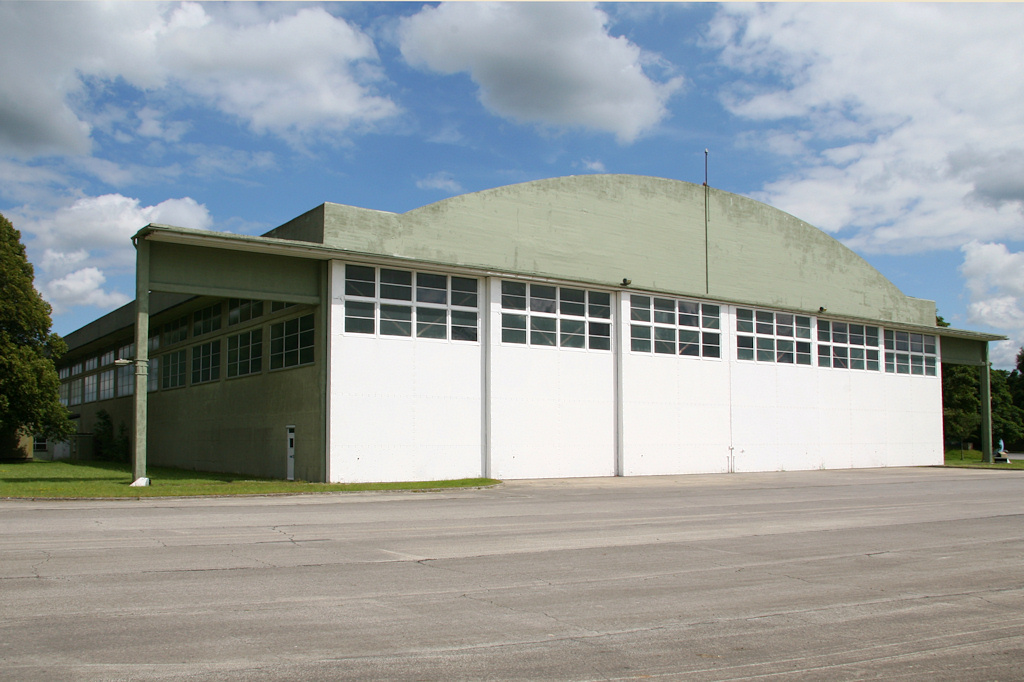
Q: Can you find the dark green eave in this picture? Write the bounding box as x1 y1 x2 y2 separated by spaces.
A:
939 328 1006 367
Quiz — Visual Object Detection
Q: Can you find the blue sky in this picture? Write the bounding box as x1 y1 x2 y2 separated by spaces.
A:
2 2 1023 367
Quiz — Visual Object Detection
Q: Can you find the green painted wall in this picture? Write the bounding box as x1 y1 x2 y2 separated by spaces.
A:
149 241 321 303
306 175 934 326
147 363 322 480
56 297 326 481
940 336 988 367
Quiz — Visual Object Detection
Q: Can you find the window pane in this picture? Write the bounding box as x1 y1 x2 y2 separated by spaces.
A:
678 301 699 328
451 310 477 341
530 285 557 313
849 325 865 346
346 265 375 297
896 353 910 374
654 326 675 354
796 341 812 365
502 281 527 310
911 354 924 375
560 288 586 317
530 315 557 345
502 313 527 344
737 334 754 361
452 325 478 342
736 312 753 333
832 322 848 345
416 307 447 339
631 296 651 322
701 304 720 329
380 269 412 301
451 310 476 326
380 304 412 336
654 298 675 325
775 314 794 338
451 277 478 308
589 321 611 350
678 329 699 356
702 332 720 349
588 291 611 319
416 273 447 304
345 301 374 334
560 318 585 348
777 338 794 363
631 324 651 353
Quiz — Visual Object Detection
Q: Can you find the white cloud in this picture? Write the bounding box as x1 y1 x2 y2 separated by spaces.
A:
42 267 130 315
416 172 464 195
0 159 70 205
577 159 607 173
15 193 212 317
136 107 189 142
960 242 1024 366
398 2 682 143
0 2 399 157
22 194 211 259
708 4 1024 255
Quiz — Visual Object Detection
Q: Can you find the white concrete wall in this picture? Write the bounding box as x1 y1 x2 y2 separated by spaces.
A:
327 263 942 483
487 279 616 479
728 357 942 472
621 302 943 476
619 355 733 475
327 262 482 483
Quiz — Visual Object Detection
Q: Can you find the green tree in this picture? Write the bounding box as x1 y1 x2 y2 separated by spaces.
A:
1007 348 1024 446
942 364 980 451
0 212 73 453
991 369 1024 446
92 410 130 463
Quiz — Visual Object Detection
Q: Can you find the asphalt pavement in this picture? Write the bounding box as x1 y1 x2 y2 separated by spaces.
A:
2 466 1023 681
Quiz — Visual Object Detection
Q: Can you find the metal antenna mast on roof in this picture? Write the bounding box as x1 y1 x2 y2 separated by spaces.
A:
704 149 710 295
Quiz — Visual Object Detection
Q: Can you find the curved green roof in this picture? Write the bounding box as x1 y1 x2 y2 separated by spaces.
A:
296 174 934 326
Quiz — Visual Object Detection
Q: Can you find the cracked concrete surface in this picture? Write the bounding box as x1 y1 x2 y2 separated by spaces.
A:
1 467 1023 680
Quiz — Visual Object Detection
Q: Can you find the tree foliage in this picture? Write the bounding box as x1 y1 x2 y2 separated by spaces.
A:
1006 348 1024 448
92 410 130 463
942 364 980 446
0 212 73 447
942 349 1024 451
991 369 1024 446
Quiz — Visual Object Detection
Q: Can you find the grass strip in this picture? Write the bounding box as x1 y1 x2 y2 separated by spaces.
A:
944 449 1024 470
0 460 499 498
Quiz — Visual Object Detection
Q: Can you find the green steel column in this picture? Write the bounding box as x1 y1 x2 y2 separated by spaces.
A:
980 343 993 464
132 236 150 484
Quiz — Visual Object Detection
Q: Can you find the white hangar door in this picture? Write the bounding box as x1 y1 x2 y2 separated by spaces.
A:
487 280 617 479
327 261 484 483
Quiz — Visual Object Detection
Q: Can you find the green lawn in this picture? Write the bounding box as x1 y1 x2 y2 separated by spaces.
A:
944 449 1024 470
0 459 499 498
